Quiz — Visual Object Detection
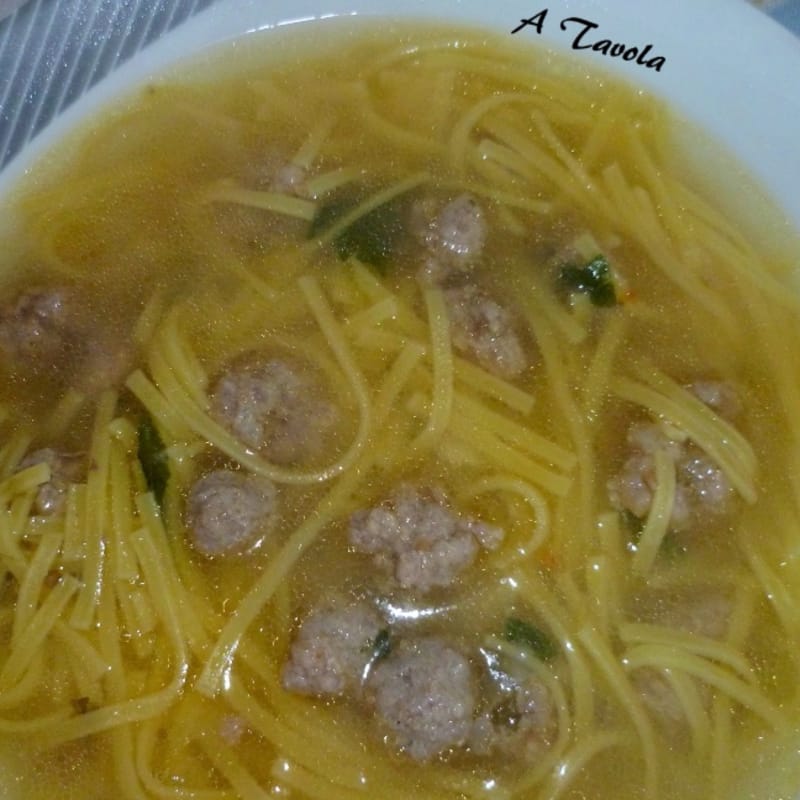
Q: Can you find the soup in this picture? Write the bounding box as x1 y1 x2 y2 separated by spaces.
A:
0 17 799 800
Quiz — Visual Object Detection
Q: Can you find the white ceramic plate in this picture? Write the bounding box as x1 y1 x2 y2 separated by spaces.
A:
1 0 799 238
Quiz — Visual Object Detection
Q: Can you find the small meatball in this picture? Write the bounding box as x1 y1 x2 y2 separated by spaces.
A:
349 486 503 593
0 288 69 361
412 194 487 268
444 285 527 379
688 380 741 420
17 448 83 515
368 637 476 761
211 356 337 465
608 422 733 531
186 469 278 557
282 601 385 696
77 338 134 397
470 678 555 760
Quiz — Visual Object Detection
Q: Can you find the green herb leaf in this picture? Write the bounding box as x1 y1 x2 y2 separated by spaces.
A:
504 617 558 660
309 195 405 272
560 254 617 307
137 414 169 510
371 628 392 662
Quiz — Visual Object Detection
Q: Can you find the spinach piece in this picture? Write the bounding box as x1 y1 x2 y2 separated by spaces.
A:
560 254 617 307
371 628 392 662
621 509 645 542
504 616 558 661
137 414 169 510
309 195 405 271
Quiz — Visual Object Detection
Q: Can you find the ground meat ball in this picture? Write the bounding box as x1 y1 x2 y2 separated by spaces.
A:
608 422 733 531
412 194 487 269
470 677 555 760
349 486 503 593
17 448 84 515
0 288 70 361
0 287 132 393
281 601 385 696
185 469 278 557
444 285 527 379
687 379 741 420
210 356 337 465
368 637 476 761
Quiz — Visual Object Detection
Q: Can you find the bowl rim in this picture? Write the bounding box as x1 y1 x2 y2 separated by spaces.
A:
0 0 799 229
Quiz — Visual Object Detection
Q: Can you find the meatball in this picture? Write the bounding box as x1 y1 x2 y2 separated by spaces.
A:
349 486 503 593
444 285 527 379
210 356 337 465
185 469 278 557
281 601 385 696
0 288 70 361
17 448 84 515
368 637 477 761
470 677 555 760
0 287 132 393
608 422 733 531
412 194 487 269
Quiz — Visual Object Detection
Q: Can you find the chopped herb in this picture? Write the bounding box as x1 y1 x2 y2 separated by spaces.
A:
560 254 618 307
309 194 406 271
371 628 392 662
620 509 645 541
71 696 94 715
504 617 558 660
308 197 350 239
137 414 169 510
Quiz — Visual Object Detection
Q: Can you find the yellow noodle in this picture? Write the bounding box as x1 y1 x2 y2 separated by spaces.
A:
204 180 317 220
541 732 626 800
108 441 140 582
612 376 757 503
453 392 575 471
38 512 189 746
449 92 539 170
196 732 270 800
0 574 80 691
465 475 550 560
618 623 756 685
0 461 50 503
410 289 453 453
61 483 88 565
346 82 445 158
125 369 195 442
309 170 429 247
70 390 116 630
662 668 712 757
292 115 335 169
52 620 110 686
582 311 628 416
0 647 44 709
623 644 786 731
577 626 659 797
631 448 676 575
11 529 63 646
0 431 33 479
442 411 571 497
304 166 361 197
